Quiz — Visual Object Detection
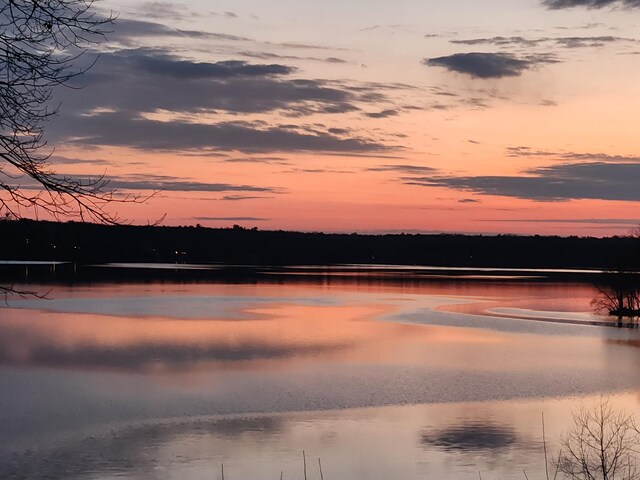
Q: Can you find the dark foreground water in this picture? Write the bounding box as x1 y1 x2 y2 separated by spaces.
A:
1 268 639 479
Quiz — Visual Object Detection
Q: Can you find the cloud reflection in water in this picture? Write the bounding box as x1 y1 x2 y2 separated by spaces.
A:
422 421 517 452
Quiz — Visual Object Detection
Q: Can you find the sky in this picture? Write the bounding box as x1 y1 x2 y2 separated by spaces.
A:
41 0 640 235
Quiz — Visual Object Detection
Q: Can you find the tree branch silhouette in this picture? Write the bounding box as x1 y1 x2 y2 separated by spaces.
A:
0 0 148 224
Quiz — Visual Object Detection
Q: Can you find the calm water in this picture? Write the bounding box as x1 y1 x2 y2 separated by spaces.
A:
1 270 640 479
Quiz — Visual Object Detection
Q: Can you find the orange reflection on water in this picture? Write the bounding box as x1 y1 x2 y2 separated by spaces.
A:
0 280 623 381
0 299 508 375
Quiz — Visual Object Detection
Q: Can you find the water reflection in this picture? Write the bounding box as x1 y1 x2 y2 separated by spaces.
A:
2 396 638 480
0 415 285 479
0 304 378 372
0 301 513 374
2 279 640 480
422 422 517 452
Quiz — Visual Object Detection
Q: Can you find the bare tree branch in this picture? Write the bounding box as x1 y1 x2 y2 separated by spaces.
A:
1 0 148 225
556 398 640 480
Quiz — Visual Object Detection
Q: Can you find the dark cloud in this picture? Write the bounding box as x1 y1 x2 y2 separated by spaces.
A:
424 52 555 79
506 146 557 157
92 174 278 193
270 41 349 51
451 36 542 47
459 198 481 203
422 422 517 452
48 47 397 153
365 109 399 118
15 174 284 196
68 49 349 115
194 217 269 221
507 147 640 162
128 57 295 79
53 112 388 153
90 47 294 79
555 35 633 47
69 47 383 114
403 162 640 202
451 35 633 48
484 218 640 225
239 50 348 64
347 81 418 92
286 167 353 174
543 0 640 9
222 156 291 165
368 164 437 174
221 195 274 201
110 18 253 42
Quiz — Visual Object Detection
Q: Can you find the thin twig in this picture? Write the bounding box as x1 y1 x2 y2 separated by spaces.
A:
553 452 560 480
303 451 307 480
543 411 550 480
318 458 324 480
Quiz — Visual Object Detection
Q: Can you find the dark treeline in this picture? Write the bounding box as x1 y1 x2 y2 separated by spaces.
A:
1 219 639 270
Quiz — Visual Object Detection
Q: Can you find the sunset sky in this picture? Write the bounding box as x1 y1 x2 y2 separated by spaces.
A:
44 0 640 235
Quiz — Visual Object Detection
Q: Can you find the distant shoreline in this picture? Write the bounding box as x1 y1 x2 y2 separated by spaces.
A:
1 219 639 271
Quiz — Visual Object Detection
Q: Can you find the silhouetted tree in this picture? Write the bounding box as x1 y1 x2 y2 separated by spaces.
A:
592 227 640 323
592 276 640 321
556 399 640 480
0 1 153 297
0 0 141 224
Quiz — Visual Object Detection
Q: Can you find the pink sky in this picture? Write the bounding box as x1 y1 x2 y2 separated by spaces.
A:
32 0 640 235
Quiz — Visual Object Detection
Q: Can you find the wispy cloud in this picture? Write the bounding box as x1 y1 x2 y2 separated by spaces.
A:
507 146 640 162
239 51 349 65
451 35 634 49
101 174 280 193
424 52 557 79
221 195 274 201
542 0 640 9
55 113 389 153
483 218 640 225
194 216 269 221
403 162 640 202
367 164 437 174
128 57 295 79
109 18 253 43
50 45 400 154
365 109 400 118
72 48 349 115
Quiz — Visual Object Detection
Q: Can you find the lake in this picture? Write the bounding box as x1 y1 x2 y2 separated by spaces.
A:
1 265 639 480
